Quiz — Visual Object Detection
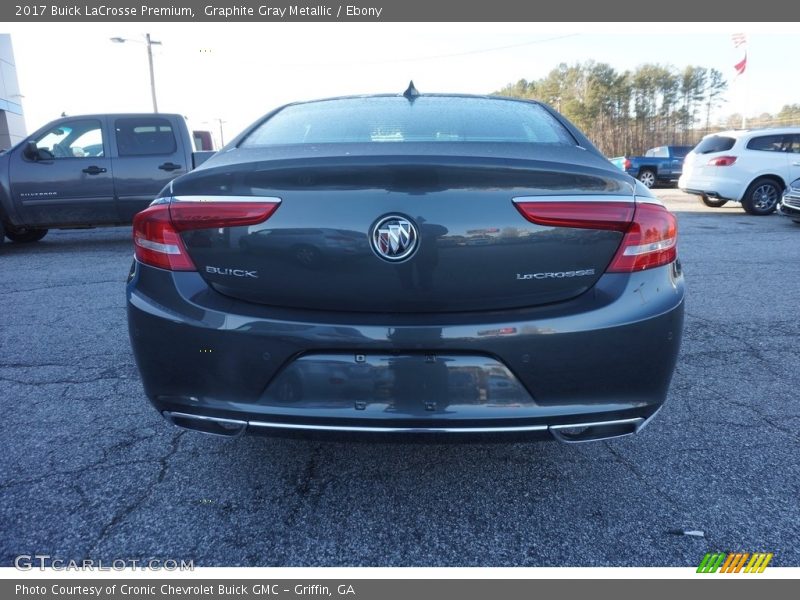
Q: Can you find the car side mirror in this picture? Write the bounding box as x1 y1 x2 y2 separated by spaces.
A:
22 141 40 161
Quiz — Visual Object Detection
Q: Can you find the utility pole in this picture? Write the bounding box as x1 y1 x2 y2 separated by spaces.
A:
216 118 226 146
146 33 159 113
111 34 162 113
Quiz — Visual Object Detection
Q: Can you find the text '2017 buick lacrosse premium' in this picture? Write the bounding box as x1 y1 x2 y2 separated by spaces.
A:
127 86 684 443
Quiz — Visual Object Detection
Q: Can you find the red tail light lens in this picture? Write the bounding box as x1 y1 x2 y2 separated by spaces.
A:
133 198 281 271
514 201 635 231
623 159 632 170
608 203 677 272
133 205 195 271
169 201 280 231
707 156 737 167
513 199 677 273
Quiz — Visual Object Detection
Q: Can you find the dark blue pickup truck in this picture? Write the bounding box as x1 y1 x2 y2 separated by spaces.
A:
0 113 214 245
610 145 693 188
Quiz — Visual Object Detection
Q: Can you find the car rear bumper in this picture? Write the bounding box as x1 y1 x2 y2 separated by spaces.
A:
127 260 685 442
778 195 800 219
678 173 744 201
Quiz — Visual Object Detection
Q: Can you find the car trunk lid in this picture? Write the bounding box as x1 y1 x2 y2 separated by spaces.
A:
171 151 635 313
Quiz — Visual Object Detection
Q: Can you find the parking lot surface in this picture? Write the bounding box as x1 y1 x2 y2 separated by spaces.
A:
1 190 798 566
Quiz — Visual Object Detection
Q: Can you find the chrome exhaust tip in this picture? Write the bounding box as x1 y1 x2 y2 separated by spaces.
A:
162 411 247 437
549 417 645 443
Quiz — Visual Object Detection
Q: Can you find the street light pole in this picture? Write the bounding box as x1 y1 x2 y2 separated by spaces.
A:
202 118 227 148
216 118 226 146
111 33 162 113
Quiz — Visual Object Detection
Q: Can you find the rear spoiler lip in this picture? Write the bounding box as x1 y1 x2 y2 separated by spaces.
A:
194 139 621 171
171 153 635 197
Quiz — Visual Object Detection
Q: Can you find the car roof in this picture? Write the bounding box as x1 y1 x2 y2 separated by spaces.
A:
32 114 186 130
707 127 800 139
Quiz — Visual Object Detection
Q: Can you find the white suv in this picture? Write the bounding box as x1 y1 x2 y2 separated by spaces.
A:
679 128 800 215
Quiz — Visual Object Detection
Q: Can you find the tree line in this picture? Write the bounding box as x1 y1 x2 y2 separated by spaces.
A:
722 104 800 130
494 61 728 157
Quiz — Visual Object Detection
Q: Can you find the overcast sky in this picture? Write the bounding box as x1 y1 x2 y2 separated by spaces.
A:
6 22 799 146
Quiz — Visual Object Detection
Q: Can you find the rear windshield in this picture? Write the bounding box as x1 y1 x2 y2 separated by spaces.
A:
671 146 691 159
694 136 736 154
240 97 576 146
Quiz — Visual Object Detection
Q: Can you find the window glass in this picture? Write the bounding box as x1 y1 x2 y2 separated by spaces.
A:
746 135 787 152
646 147 668 158
241 97 576 147
115 117 177 156
694 136 736 154
33 119 103 159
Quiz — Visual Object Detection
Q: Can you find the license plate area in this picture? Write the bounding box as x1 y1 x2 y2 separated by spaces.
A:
259 352 536 418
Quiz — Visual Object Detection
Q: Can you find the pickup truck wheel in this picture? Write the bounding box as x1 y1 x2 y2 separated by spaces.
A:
637 169 656 188
701 195 728 208
5 226 48 243
742 178 781 215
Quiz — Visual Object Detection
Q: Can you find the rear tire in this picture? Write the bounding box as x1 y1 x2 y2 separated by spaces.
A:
5 226 48 243
742 178 782 215
638 169 656 188
701 195 728 208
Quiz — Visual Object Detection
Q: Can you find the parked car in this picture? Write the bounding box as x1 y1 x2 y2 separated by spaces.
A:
127 88 684 443
679 128 800 215
610 145 693 188
777 178 800 224
0 113 215 245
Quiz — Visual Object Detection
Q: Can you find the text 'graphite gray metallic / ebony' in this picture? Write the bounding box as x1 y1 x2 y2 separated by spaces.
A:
127 93 685 442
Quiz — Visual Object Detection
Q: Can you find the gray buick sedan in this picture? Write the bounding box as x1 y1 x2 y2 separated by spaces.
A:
127 87 684 443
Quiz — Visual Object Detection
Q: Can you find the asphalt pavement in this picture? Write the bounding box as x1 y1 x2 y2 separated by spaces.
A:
1 190 798 567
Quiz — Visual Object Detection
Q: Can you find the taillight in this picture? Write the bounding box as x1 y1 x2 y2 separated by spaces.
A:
513 199 677 273
623 159 632 170
132 198 281 271
169 201 280 231
133 205 195 271
707 156 737 166
607 203 677 272
514 201 635 231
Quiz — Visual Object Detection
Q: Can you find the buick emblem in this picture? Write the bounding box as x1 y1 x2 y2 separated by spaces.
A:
371 215 419 262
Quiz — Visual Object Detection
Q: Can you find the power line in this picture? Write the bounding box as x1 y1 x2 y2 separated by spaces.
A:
274 33 580 68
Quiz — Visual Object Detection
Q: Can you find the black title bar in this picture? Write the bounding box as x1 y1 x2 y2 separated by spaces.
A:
3 0 800 21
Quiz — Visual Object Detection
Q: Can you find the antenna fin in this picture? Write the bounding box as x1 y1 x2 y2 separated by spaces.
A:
403 80 420 101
